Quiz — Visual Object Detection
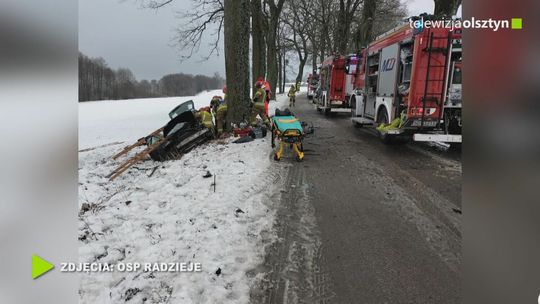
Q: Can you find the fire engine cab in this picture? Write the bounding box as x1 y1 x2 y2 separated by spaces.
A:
316 55 353 115
350 23 462 144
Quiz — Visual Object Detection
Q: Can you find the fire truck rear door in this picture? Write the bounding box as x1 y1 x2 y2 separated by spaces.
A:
377 43 400 118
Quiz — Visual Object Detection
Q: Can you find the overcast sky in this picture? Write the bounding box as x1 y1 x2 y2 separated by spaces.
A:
79 0 458 81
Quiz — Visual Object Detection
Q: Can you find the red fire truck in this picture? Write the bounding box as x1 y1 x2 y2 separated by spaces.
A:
344 54 360 98
307 73 319 100
350 24 462 144
316 55 354 115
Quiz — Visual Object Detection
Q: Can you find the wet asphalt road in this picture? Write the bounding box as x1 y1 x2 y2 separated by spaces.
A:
252 93 462 304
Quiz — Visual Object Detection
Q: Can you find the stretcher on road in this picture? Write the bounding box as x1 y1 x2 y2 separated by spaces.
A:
271 109 305 162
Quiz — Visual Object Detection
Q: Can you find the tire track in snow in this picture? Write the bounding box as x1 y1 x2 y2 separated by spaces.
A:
251 162 336 303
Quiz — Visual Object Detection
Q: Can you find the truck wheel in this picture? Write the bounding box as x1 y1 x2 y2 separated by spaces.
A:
444 110 461 151
376 108 392 144
444 111 461 135
324 108 331 116
353 121 362 128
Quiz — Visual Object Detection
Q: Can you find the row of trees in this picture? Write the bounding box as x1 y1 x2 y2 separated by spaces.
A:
136 0 461 128
78 53 224 101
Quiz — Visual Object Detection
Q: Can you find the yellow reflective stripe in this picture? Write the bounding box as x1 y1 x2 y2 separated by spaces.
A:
277 118 299 123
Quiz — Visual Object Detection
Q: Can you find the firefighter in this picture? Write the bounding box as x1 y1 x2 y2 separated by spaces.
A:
195 107 214 130
263 80 271 115
256 76 272 115
288 85 296 107
222 85 228 101
210 95 221 112
250 81 270 127
215 97 228 136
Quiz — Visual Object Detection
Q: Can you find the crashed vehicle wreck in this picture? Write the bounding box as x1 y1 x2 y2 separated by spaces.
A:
107 100 215 180
146 100 214 161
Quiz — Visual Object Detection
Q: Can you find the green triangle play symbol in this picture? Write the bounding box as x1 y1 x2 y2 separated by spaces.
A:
32 254 54 279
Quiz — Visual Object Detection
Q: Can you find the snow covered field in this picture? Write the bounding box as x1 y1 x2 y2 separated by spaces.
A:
78 91 289 303
79 90 223 150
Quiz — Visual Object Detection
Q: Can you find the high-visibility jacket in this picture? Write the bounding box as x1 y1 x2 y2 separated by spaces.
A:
195 111 214 129
288 87 296 97
253 88 266 104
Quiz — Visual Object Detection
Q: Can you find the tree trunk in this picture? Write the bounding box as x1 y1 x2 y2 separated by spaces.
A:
335 0 349 54
319 4 328 61
293 36 308 85
434 0 461 18
266 18 279 99
224 0 251 128
357 0 376 51
277 50 282 94
265 0 285 100
251 0 266 86
295 58 307 85
282 53 286 93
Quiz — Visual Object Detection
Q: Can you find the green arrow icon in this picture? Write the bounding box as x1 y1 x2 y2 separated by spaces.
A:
32 254 54 279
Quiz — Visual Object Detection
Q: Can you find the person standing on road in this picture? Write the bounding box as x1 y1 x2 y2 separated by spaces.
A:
250 81 270 127
288 85 297 107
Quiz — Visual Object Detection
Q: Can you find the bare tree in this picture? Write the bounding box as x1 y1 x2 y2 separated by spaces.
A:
251 0 266 85
224 0 251 127
281 0 310 85
434 0 461 18
351 0 407 51
264 0 286 100
138 0 224 60
79 52 224 101
276 21 293 93
334 0 363 55
355 0 376 51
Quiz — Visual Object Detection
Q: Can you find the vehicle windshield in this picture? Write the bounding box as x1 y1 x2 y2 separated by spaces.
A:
169 100 195 119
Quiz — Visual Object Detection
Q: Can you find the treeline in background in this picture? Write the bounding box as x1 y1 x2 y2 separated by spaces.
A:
78 52 224 102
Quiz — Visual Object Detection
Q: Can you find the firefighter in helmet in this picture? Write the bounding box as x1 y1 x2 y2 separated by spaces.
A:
250 81 270 127
288 84 296 107
215 98 228 136
210 95 221 112
208 89 227 136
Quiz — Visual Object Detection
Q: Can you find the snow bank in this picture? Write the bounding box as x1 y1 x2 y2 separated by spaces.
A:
78 93 290 303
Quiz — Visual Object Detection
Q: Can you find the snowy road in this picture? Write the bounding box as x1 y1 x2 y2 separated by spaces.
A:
253 93 462 303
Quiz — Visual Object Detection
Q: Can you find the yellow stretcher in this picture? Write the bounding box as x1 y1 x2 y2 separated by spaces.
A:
271 115 304 161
